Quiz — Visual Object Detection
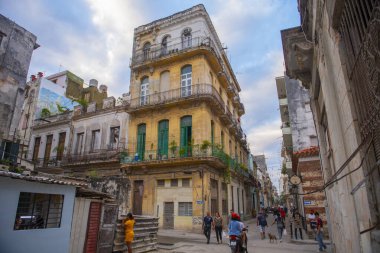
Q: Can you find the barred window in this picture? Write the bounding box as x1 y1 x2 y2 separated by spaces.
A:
178 202 193 216
157 179 165 187
182 178 190 187
171 179 178 187
14 192 64 230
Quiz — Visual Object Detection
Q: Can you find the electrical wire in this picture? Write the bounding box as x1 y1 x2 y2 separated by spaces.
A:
296 136 374 196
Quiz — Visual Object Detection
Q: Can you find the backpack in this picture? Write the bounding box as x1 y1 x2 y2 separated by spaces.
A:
259 215 267 226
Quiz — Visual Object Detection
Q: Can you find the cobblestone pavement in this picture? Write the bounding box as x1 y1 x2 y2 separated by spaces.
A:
157 215 331 253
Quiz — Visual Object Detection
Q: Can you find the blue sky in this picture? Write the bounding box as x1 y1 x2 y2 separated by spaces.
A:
1 0 300 189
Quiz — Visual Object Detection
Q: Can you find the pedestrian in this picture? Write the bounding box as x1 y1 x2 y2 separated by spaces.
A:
228 209 234 225
293 212 303 240
308 210 317 239
257 208 268 239
279 207 286 222
203 211 213 244
315 212 327 252
124 213 135 253
213 211 223 244
271 213 285 242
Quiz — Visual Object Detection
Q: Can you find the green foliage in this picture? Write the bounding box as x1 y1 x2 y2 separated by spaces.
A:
41 108 51 118
169 140 177 154
179 147 186 156
9 167 23 174
87 170 99 179
56 103 69 113
281 162 287 174
240 163 248 172
0 159 12 165
73 98 89 108
200 140 211 151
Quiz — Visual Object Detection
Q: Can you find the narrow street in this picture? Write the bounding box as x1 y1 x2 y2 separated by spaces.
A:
158 215 330 253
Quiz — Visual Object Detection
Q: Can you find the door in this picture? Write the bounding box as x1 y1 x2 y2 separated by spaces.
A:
57 132 66 160
158 120 169 158
97 204 118 253
137 124 146 160
83 202 102 253
163 202 174 229
133 180 144 215
181 65 192 97
140 77 149 105
32 137 41 161
44 135 53 163
180 116 192 157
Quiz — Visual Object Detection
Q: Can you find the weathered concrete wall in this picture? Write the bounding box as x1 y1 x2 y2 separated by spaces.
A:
0 14 37 141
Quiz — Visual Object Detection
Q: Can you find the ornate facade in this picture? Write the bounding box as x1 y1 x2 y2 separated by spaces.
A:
123 5 252 230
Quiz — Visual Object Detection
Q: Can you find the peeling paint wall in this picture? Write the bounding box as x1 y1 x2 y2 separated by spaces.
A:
0 14 37 142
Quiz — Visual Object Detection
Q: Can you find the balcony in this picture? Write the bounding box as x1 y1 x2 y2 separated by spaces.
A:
121 145 250 178
33 112 72 129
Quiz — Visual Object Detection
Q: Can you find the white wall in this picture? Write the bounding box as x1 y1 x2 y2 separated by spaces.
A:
0 177 76 253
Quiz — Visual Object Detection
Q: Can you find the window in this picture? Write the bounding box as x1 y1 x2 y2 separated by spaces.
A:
182 178 190 187
181 65 192 97
14 192 64 230
180 116 192 157
137 124 146 160
182 28 192 49
161 36 169 55
109 126 120 150
75 133 84 155
158 120 169 158
211 121 215 147
178 202 192 216
157 179 165 187
140 77 149 106
170 179 178 187
221 131 224 150
90 130 101 152
143 42 151 60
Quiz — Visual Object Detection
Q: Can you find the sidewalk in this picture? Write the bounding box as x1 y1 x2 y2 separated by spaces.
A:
157 216 331 253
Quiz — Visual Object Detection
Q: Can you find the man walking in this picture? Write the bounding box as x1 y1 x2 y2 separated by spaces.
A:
257 208 268 239
203 211 213 244
315 212 327 252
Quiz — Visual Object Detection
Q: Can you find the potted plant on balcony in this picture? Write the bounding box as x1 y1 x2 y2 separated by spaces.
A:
200 140 211 156
41 108 51 118
149 143 155 160
169 140 177 158
179 147 186 157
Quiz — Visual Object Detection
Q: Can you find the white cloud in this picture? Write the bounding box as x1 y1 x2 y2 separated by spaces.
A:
211 0 280 46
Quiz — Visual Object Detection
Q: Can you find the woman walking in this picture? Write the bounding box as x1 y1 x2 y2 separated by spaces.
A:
213 211 223 244
124 213 135 253
293 212 303 240
272 213 285 242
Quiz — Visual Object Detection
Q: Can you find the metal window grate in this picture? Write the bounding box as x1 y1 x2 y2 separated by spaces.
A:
178 202 192 216
14 192 64 230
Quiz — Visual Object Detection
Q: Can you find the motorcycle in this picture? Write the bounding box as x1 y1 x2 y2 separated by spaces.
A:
229 226 248 253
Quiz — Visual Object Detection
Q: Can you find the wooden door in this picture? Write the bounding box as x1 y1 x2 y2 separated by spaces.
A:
158 120 169 158
83 202 102 253
32 137 41 161
137 125 146 160
44 135 53 163
163 202 174 229
133 180 144 215
57 132 66 160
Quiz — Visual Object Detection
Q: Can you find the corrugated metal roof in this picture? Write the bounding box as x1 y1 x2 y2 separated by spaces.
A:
0 170 88 187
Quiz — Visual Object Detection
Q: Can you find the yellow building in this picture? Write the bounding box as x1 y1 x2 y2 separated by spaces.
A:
122 4 252 230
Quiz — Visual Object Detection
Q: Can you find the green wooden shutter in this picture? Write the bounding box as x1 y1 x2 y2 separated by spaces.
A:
137 124 146 160
158 120 169 157
180 116 192 157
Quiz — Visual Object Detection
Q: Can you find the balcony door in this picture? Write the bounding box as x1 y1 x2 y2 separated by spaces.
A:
44 135 53 163
140 77 149 106
180 116 192 157
158 120 169 158
181 65 192 97
137 124 146 161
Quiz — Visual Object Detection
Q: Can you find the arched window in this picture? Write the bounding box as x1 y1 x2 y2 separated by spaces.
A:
161 35 170 55
181 65 192 97
182 28 192 49
180 116 192 157
137 124 146 160
158 120 169 158
140 77 149 106
143 42 151 60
